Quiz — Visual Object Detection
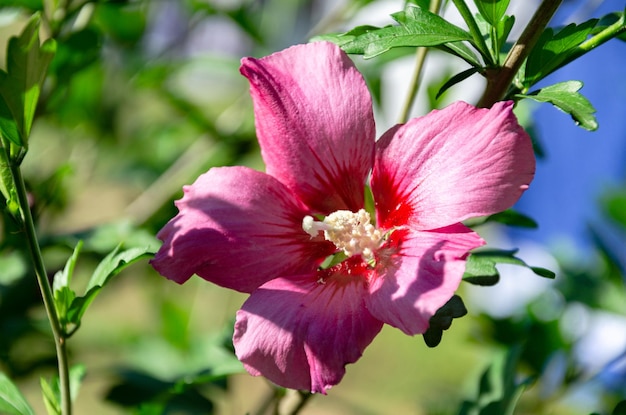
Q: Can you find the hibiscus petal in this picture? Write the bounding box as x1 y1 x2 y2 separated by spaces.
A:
234 273 383 394
240 42 376 214
371 101 535 230
367 225 484 335
151 166 333 293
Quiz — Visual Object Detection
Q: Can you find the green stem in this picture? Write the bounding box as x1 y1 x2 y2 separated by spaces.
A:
11 164 72 415
397 0 443 123
450 0 493 65
477 0 563 107
287 391 313 415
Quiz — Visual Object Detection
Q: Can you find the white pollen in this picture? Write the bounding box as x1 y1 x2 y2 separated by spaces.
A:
302 209 383 261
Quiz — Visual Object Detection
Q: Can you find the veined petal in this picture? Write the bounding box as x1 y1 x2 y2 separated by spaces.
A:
367 225 484 335
234 273 383 394
371 101 535 230
240 42 376 214
151 166 333 293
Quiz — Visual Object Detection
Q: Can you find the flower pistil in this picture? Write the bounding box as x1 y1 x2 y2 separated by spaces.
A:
303 209 383 262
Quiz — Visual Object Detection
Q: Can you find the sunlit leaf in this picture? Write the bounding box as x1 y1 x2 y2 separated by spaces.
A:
0 13 56 147
66 245 153 327
436 41 483 67
0 373 34 415
0 142 17 209
474 0 511 26
69 365 86 403
52 241 83 292
39 365 83 415
40 377 60 415
463 248 555 286
311 25 383 48
524 19 599 87
517 81 598 131
335 6 473 58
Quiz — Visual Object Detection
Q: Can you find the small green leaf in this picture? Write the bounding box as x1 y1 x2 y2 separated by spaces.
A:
40 365 84 415
436 41 483 68
338 6 473 58
436 67 480 98
485 209 538 228
52 242 83 333
517 81 598 131
69 365 86 403
53 286 76 331
0 141 16 206
463 248 555 286
86 245 153 292
530 267 556 279
0 372 35 415
53 241 83 292
423 295 467 347
524 19 598 87
311 25 380 47
40 377 60 415
474 0 511 26
67 245 153 327
0 13 56 147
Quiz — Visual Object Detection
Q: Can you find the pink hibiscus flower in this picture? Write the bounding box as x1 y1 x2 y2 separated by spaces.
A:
151 41 535 394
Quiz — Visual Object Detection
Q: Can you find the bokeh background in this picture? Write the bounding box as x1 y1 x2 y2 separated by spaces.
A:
0 0 624 414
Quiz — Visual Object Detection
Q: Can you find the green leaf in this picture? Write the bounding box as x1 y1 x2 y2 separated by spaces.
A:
524 19 598 87
436 67 480 98
311 25 381 48
475 12 515 64
67 245 153 327
0 141 17 210
52 242 82 333
52 241 83 292
463 249 555 286
0 13 56 147
423 295 467 347
0 372 35 415
68 365 86 404
40 365 84 415
436 41 483 68
338 6 473 58
485 209 538 228
40 377 60 415
493 14 515 53
405 0 430 10
474 0 511 26
517 81 598 131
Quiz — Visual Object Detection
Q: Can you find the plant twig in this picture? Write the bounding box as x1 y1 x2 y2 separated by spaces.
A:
477 0 563 107
287 391 313 415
